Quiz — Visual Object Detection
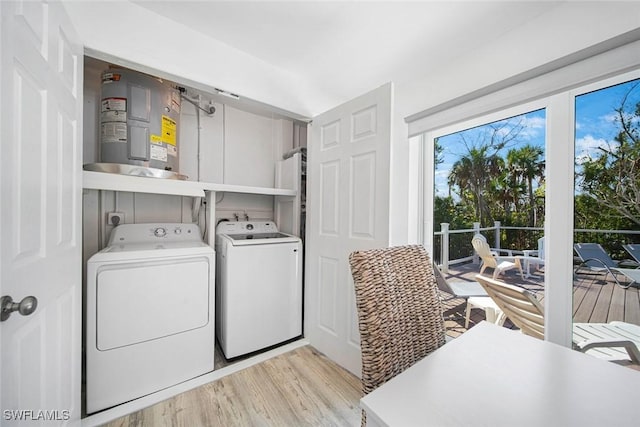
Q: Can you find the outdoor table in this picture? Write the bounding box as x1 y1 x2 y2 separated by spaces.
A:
515 255 544 278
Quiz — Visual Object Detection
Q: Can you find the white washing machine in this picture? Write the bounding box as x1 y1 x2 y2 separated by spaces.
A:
216 221 302 358
86 223 215 414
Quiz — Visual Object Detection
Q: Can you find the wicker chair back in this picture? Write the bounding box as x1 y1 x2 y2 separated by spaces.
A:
349 245 446 425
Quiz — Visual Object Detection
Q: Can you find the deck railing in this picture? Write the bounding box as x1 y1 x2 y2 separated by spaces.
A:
435 221 640 273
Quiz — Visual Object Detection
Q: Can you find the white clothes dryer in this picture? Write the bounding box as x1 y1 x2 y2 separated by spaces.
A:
86 223 215 414
216 221 302 359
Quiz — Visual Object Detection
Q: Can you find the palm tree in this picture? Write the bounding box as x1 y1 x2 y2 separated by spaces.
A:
490 167 524 221
506 145 545 226
448 147 503 226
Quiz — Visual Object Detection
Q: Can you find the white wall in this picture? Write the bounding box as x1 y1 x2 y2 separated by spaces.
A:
179 100 224 184
83 59 102 165
62 0 324 118
224 106 277 187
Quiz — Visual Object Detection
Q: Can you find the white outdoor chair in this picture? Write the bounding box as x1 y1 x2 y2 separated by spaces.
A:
471 234 518 279
574 243 640 289
432 264 505 328
516 236 545 279
473 233 514 256
475 275 640 364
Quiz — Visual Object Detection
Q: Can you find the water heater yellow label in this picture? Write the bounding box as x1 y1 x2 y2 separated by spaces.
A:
161 115 177 146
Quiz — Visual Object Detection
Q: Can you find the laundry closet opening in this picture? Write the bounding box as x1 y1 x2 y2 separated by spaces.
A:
81 55 308 416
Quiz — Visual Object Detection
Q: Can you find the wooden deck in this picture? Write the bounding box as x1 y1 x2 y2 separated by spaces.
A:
440 262 640 338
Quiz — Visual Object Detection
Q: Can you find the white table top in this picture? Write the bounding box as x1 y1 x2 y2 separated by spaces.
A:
361 322 640 427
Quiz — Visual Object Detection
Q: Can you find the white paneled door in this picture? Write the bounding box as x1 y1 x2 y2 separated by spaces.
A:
0 1 82 425
305 83 392 376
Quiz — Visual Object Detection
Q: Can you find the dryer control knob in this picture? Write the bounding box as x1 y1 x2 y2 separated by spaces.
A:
174 227 182 235
154 227 167 237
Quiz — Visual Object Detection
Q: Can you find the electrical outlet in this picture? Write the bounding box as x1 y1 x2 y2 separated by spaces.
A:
107 212 125 226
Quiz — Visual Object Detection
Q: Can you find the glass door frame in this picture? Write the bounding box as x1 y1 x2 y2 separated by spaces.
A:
420 68 640 347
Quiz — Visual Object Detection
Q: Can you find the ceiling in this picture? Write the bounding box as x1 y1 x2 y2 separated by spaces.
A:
131 1 563 113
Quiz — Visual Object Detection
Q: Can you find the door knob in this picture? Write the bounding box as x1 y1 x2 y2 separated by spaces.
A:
1 295 38 321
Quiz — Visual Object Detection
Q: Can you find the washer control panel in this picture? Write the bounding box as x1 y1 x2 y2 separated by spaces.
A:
108 223 202 245
216 221 278 235
153 227 167 238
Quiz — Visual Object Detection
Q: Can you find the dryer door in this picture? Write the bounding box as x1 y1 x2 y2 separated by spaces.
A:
95 256 211 350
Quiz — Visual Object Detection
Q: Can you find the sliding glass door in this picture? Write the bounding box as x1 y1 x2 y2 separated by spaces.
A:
426 102 547 335
422 69 640 348
572 75 640 362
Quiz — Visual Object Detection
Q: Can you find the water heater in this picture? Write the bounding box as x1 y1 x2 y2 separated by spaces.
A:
99 69 181 172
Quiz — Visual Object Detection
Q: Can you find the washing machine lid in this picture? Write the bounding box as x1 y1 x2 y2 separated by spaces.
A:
215 221 280 236
222 233 300 246
226 232 290 240
216 221 300 245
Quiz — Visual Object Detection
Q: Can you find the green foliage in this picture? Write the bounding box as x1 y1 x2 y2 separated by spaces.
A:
448 146 504 225
574 195 640 259
434 196 475 229
435 81 640 261
442 138 545 230
433 196 477 262
577 84 640 227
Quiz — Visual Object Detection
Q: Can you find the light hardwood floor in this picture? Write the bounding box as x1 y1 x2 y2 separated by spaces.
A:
104 346 362 427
